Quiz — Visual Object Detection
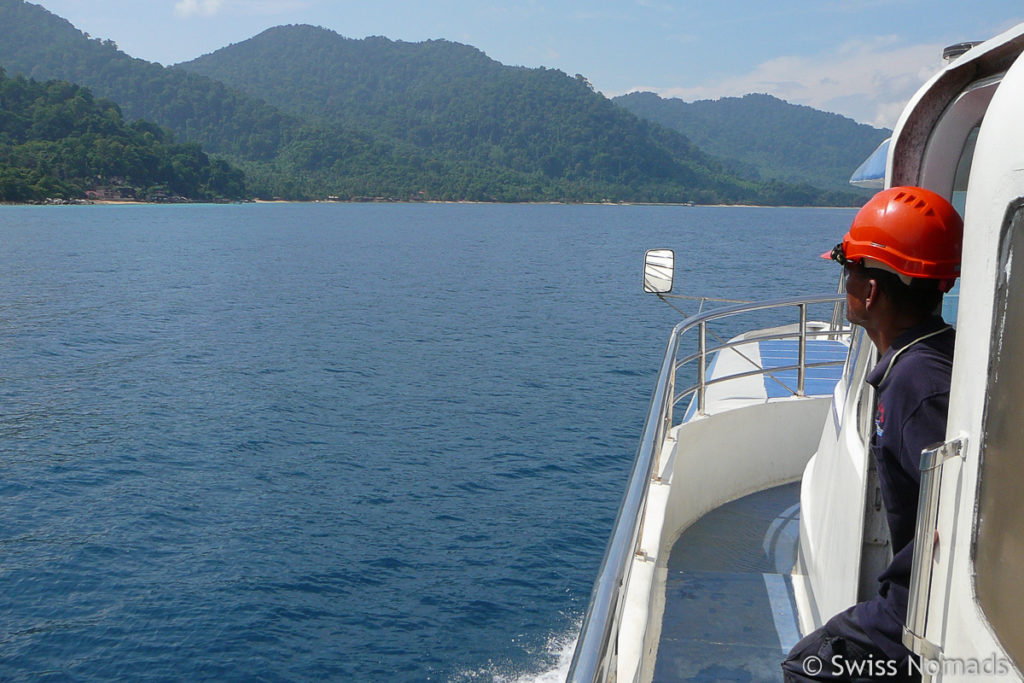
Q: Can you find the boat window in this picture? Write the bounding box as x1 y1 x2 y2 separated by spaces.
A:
939 126 980 325
919 75 999 199
940 282 960 324
951 126 979 215
922 79 996 326
974 202 1024 669
841 327 861 392
856 357 875 444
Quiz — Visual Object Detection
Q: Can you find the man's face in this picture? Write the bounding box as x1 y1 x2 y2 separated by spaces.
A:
844 263 871 326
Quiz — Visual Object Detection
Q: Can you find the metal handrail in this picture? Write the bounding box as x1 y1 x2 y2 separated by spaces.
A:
674 326 846 368
673 359 851 409
567 294 849 683
830 271 847 336
677 296 847 417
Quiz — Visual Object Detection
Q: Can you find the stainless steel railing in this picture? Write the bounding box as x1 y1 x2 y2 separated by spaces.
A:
903 436 966 662
567 294 849 683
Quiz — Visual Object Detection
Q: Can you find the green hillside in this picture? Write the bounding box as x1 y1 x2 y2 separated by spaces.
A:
0 0 294 161
615 92 889 194
182 28 696 183
0 68 245 202
0 1 467 200
179 25 866 205
0 0 868 204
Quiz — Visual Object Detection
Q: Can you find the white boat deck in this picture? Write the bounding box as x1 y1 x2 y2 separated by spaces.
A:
652 483 801 681
683 336 848 420
568 312 850 683
652 337 846 681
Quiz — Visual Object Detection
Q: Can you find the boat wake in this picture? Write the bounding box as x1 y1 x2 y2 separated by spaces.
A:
452 623 580 682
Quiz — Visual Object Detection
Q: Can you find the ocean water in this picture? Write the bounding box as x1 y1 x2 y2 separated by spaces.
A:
0 203 852 681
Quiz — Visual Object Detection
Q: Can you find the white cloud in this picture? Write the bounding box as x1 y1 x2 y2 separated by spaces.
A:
620 37 947 128
234 0 314 14
174 0 309 18
174 0 225 17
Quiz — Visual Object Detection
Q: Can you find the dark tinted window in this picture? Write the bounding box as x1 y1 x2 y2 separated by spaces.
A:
975 203 1024 667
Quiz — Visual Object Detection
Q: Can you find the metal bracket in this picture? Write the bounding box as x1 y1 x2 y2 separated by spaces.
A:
919 437 966 471
903 625 943 662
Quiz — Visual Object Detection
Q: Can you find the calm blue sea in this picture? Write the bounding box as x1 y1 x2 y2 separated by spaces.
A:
0 203 853 682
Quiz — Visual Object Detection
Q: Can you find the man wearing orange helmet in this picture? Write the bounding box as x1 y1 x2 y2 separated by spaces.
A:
783 186 964 681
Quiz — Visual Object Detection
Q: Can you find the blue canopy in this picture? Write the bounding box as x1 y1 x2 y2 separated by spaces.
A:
849 138 890 188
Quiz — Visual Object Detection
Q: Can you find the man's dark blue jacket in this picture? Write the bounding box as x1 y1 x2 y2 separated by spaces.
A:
855 315 955 660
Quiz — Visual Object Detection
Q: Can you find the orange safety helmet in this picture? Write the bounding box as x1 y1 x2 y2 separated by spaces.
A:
825 186 963 292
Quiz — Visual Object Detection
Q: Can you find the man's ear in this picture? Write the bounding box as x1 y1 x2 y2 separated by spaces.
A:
865 278 880 309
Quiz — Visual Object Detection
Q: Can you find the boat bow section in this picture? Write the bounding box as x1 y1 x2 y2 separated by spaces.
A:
569 295 850 683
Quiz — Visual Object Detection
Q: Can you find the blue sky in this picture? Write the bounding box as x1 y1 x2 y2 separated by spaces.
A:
35 0 1024 128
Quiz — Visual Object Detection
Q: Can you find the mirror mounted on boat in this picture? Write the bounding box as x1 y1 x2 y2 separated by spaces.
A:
643 247 750 317
643 248 674 294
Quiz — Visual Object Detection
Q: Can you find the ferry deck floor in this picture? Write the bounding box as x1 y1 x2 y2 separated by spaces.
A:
653 483 802 682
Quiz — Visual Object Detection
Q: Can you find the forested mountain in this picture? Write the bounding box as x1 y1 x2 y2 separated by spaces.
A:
177 26 747 203
0 1 479 200
0 1 294 162
0 68 245 201
181 27 700 184
179 24 864 204
615 92 889 194
0 0 868 204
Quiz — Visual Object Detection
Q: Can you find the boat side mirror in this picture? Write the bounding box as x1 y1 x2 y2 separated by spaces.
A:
643 248 674 293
